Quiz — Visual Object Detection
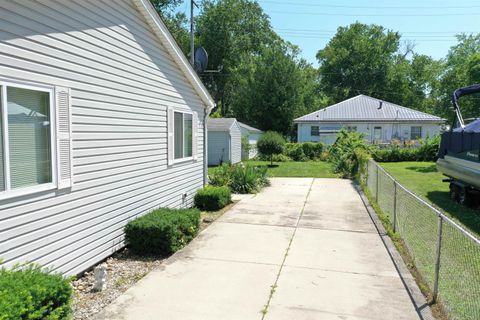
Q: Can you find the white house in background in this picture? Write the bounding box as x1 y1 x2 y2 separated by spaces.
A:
207 118 242 166
238 121 263 159
0 0 215 276
294 95 445 145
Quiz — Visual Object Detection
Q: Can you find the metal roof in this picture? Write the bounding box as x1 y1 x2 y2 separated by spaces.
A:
207 118 237 131
238 121 263 133
294 95 446 123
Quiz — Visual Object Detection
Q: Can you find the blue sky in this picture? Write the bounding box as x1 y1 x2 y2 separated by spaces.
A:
178 0 479 66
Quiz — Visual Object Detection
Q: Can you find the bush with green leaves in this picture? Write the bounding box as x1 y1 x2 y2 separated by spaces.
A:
329 129 371 178
372 135 440 162
194 186 231 211
257 131 286 165
0 264 72 320
209 163 270 194
124 208 200 255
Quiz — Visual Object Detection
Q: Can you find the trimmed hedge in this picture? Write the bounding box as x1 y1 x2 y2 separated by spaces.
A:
194 186 231 211
372 135 440 162
124 208 200 255
0 265 72 320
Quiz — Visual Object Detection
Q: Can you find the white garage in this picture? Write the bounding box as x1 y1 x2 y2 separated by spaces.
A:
208 118 242 166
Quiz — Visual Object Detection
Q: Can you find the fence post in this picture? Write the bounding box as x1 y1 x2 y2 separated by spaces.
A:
375 163 379 202
393 181 397 233
432 215 443 304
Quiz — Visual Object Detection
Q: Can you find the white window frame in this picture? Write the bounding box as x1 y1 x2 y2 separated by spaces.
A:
410 126 422 140
0 79 57 200
172 109 194 164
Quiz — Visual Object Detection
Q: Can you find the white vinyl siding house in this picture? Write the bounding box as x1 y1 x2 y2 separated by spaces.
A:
207 118 242 165
295 95 445 144
238 122 263 159
0 0 214 276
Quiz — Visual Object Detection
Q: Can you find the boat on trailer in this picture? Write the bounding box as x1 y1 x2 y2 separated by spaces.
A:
437 84 480 207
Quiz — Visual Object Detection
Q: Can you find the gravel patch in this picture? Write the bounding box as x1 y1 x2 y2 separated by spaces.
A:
72 203 236 319
72 249 165 320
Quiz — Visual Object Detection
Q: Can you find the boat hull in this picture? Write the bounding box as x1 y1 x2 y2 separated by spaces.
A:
437 155 480 190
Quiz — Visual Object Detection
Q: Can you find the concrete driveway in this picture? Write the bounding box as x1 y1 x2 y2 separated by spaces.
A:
99 178 424 320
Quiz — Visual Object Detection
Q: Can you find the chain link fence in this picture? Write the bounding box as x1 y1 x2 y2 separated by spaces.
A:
365 160 480 320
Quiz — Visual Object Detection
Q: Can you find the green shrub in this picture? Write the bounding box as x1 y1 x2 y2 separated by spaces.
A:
372 135 440 162
302 142 323 159
0 265 72 320
209 163 270 194
285 143 308 161
257 131 286 165
194 186 231 211
329 129 371 178
124 208 200 255
257 153 292 162
284 142 324 161
208 163 232 187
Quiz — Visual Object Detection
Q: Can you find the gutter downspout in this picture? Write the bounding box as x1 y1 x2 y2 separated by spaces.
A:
203 106 213 186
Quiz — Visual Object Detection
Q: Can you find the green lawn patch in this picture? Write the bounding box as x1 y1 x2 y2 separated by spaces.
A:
380 161 480 237
242 161 336 178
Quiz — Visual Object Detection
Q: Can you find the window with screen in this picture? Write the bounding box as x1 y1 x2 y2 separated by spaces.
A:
1 85 53 193
174 111 193 160
411 126 422 140
311 126 319 136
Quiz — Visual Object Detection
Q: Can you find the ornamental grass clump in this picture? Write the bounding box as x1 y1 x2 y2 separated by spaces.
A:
209 163 270 194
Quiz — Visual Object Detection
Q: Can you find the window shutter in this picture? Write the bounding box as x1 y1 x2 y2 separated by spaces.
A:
192 111 198 160
55 86 73 189
167 107 174 165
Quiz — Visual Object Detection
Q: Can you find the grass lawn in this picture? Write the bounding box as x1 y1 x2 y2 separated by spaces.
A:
208 160 337 178
380 161 480 237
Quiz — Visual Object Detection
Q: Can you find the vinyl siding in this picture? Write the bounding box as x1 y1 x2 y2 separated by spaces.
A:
230 122 242 164
0 0 207 276
297 122 442 144
208 131 229 166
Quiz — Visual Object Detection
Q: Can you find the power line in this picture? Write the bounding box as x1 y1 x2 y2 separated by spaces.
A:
259 0 480 10
274 28 475 35
269 10 480 17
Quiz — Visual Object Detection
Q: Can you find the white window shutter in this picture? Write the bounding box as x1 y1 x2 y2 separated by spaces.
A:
55 87 73 189
192 111 198 160
167 107 174 165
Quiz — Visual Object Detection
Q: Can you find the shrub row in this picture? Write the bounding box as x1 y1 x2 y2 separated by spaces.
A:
372 135 440 162
124 208 200 255
194 185 231 211
0 265 72 320
209 163 270 194
258 142 325 162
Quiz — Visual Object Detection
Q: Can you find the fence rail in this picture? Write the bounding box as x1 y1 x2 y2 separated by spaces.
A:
365 160 480 320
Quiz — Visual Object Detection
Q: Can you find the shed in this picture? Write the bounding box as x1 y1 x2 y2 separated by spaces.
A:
294 95 446 145
208 118 242 165
238 122 263 159
0 0 214 276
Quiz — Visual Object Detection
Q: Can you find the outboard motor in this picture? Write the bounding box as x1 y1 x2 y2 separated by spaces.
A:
437 84 480 207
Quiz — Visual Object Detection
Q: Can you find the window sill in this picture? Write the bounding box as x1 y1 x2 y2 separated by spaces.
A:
171 157 196 165
0 183 57 201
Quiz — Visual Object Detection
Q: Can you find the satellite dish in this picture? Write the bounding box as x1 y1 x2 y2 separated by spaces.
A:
194 47 208 73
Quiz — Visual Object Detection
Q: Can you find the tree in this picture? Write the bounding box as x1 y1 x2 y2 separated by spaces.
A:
257 131 286 166
435 34 480 121
317 23 400 103
196 0 278 115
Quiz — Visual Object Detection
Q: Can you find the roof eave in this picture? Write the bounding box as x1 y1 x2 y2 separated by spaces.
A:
133 0 215 111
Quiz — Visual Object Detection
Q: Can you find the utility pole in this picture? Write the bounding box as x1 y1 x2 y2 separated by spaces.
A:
190 0 197 66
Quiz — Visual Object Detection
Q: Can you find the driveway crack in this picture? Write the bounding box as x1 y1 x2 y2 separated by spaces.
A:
261 178 315 319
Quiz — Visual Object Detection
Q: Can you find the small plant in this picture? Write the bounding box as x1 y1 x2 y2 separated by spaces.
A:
209 163 270 194
0 264 72 320
194 185 232 211
257 131 286 166
124 208 200 255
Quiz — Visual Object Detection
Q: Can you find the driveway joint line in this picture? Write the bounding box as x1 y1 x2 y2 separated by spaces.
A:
261 178 315 319
281 264 413 279
216 221 297 228
179 256 282 267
